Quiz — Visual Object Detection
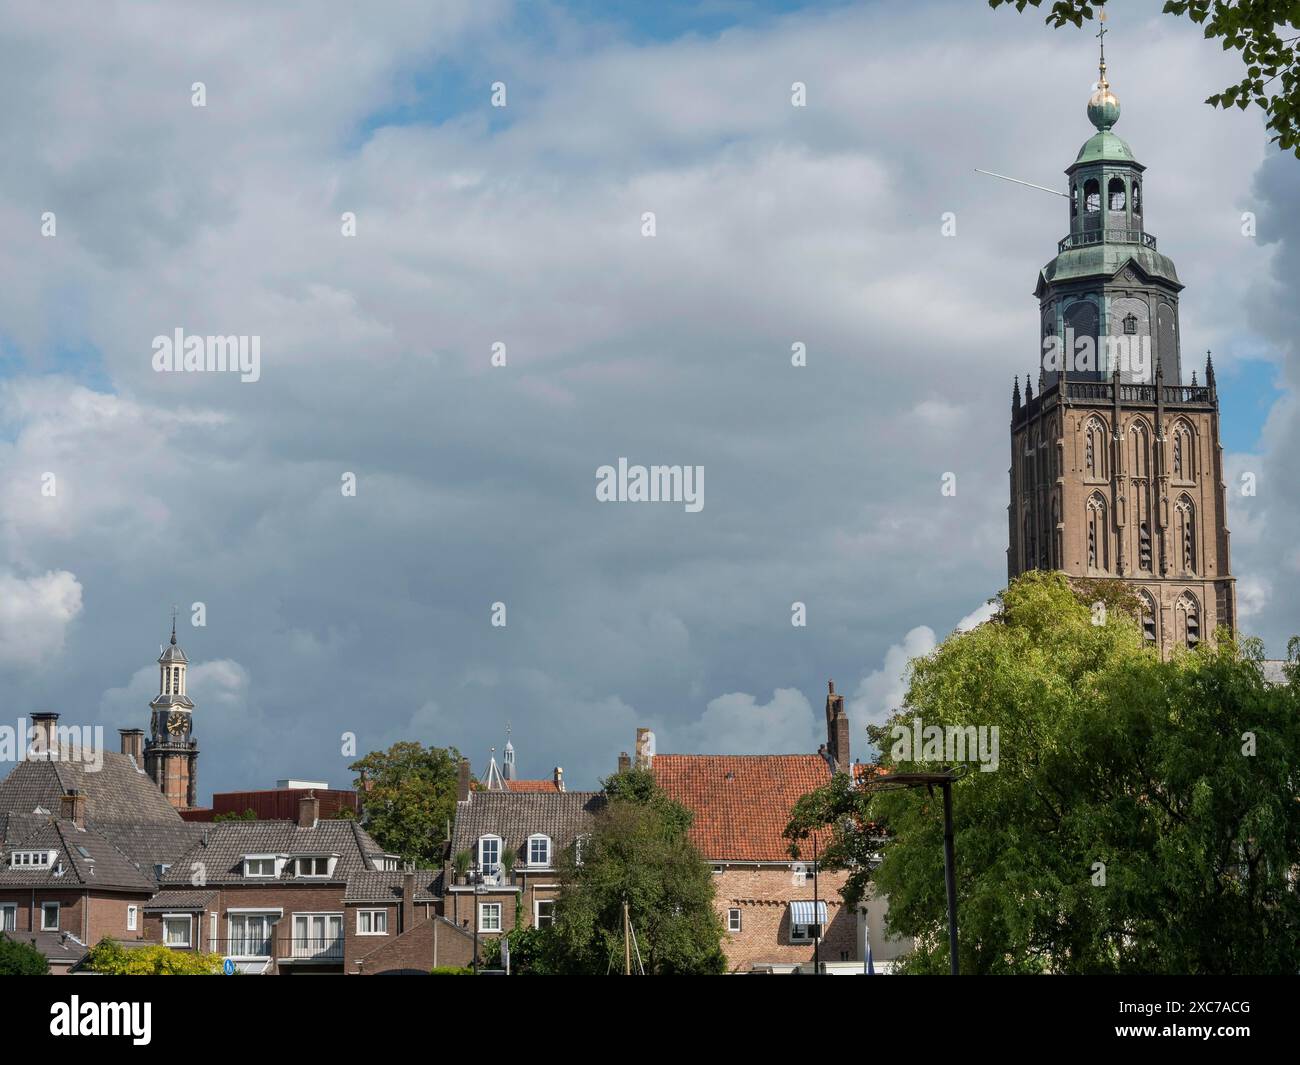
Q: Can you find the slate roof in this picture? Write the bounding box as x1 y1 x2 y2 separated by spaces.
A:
3 930 88 967
92 820 206 872
0 750 181 824
449 791 606 860
143 888 217 911
0 817 157 891
652 754 832 863
342 870 443 903
160 819 388 886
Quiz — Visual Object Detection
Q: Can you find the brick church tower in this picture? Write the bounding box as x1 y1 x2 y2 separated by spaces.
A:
1007 36 1235 656
144 617 200 809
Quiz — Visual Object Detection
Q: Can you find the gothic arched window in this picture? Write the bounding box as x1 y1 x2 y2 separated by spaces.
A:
1084 178 1101 213
1176 592 1201 649
1084 416 1107 479
1087 493 1109 572
1171 421 1195 481
1175 495 1197 574
1108 177 1126 211
1138 590 1158 646
1130 420 1150 480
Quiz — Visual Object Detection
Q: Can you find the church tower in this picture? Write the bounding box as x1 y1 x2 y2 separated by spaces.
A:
144 617 200 809
1008 29 1235 655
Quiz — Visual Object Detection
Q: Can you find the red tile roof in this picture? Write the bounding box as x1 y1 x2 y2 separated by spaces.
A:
652 754 832 862
505 779 563 793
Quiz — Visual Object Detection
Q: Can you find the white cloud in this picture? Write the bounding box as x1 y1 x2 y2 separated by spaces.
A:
849 626 937 730
667 687 821 755
0 569 83 668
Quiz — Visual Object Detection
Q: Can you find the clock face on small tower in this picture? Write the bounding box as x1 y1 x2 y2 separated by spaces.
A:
166 711 188 736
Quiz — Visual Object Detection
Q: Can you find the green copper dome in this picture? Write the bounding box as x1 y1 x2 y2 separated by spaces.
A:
1074 129 1138 166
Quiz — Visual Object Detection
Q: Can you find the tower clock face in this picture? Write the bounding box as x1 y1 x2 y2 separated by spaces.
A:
166 711 188 736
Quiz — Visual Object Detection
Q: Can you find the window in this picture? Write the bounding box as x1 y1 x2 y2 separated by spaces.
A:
1132 181 1142 214
295 856 331 878
127 905 138 932
527 834 551 868
1122 312 1137 335
1084 178 1100 213
163 915 191 947
1 904 16 932
1108 176 1126 211
728 908 742 933
791 923 813 943
1070 182 1077 218
243 856 276 878
1139 592 1158 645
40 903 59 931
1084 416 1107 479
477 836 501 874
535 900 555 928
357 909 388 935
9 850 52 868
1087 493 1109 572
1177 593 1201 649
1175 496 1197 574
229 913 275 956
292 914 342 957
478 903 502 932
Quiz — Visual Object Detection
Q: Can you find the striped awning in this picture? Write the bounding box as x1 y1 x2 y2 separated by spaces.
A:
789 900 828 924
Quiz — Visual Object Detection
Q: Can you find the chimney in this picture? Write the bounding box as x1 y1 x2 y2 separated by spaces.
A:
617 752 631 773
297 791 319 829
553 766 565 793
60 789 87 829
825 680 850 773
402 868 416 933
119 728 145 767
29 713 59 756
634 728 655 771
457 758 471 802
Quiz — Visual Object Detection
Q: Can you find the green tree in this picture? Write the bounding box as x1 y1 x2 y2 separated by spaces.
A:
213 808 258 822
349 741 465 866
547 769 726 975
990 1 1300 157
84 938 225 975
0 934 49 975
787 571 1300 974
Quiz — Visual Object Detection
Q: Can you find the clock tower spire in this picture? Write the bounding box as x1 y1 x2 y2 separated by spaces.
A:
144 612 200 809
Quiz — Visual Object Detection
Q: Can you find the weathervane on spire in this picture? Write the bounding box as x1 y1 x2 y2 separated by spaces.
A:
1096 6 1108 89
170 604 179 644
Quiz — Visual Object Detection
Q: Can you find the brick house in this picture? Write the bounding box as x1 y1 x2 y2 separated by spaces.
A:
0 720 204 973
637 683 911 973
445 762 605 954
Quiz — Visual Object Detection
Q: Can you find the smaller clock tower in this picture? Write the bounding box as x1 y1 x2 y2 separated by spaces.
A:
144 616 200 810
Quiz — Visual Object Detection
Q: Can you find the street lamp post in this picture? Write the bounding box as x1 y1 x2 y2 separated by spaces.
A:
860 769 961 976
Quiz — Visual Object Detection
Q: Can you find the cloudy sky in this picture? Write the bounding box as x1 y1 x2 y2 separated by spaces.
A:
0 0 1294 793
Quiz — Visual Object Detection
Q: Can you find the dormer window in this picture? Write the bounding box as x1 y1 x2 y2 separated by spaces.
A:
1122 313 1137 335
244 855 278 878
295 856 333 879
527 834 552 868
477 835 502 875
9 850 55 868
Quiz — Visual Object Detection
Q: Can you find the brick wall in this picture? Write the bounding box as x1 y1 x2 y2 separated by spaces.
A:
712 865 857 972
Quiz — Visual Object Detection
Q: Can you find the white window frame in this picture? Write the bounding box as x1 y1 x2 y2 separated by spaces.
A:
294 856 333 879
356 909 389 936
243 854 278 878
1 903 16 932
126 905 138 932
534 899 555 929
228 912 277 958
477 835 502 874
478 902 502 933
162 913 192 948
40 902 60 931
10 850 54 868
526 834 551 868
728 908 742 933
790 922 813 944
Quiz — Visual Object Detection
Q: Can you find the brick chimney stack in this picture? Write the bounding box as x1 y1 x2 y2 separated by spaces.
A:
297 791 320 829
634 728 655 770
617 752 631 773
553 766 565 792
401 867 416 932
119 728 145 767
457 758 471 802
60 789 87 829
825 680 850 773
30 712 59 756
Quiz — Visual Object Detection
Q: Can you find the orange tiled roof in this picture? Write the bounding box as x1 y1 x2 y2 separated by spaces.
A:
652 754 832 862
505 779 563 793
